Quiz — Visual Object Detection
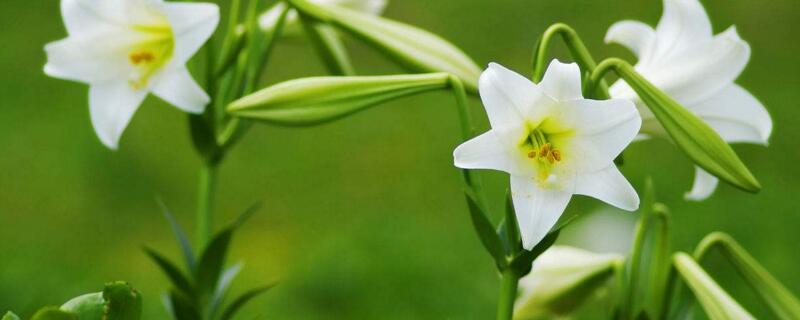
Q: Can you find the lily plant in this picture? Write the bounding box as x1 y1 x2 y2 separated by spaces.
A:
513 182 800 320
36 0 783 319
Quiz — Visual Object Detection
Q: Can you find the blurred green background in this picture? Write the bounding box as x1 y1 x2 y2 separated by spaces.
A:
1 0 798 318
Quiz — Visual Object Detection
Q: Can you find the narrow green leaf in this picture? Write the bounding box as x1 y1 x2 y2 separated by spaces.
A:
509 230 560 278
672 252 754 320
102 282 142 320
299 19 355 76
2 312 20 320
502 189 521 256
155 197 196 270
514 247 623 319
287 0 481 92
623 179 671 318
220 284 276 320
195 228 235 298
60 293 104 320
143 247 195 295
592 59 760 193
31 308 77 320
694 232 800 320
209 263 244 318
228 73 450 126
168 290 201 320
464 190 507 269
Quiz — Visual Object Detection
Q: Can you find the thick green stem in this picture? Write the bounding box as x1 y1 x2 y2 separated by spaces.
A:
496 269 520 320
195 162 218 250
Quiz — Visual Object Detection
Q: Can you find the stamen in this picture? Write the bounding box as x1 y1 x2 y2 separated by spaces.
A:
129 51 156 65
539 143 551 158
551 150 561 162
527 150 537 159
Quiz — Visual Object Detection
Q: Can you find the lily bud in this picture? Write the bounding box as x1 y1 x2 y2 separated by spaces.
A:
514 246 623 319
287 0 481 92
592 58 761 193
228 73 451 126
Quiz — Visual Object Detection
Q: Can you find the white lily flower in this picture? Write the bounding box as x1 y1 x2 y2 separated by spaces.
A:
44 0 220 149
259 0 387 33
515 246 623 318
453 61 641 249
605 0 772 200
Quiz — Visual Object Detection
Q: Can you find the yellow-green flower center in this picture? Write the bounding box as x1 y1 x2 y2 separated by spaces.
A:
127 24 174 90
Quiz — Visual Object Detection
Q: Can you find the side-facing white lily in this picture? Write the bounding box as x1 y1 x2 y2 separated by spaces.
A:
45 0 220 149
454 61 641 249
605 0 772 200
259 0 387 33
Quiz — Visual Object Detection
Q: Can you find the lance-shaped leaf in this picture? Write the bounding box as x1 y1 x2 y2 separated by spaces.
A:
623 179 672 319
464 190 506 269
591 59 760 193
287 0 481 92
514 246 623 319
228 73 450 126
673 252 754 320
694 232 800 320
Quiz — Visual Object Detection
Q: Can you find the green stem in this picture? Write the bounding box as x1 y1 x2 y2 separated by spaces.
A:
531 23 609 99
496 269 520 320
449 76 489 209
196 162 218 250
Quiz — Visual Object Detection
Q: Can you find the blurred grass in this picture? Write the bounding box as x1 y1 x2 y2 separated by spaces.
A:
1 0 798 318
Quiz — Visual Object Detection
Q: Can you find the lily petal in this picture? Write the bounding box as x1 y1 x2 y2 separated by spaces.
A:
549 98 641 172
89 81 148 149
151 68 209 113
693 85 772 144
163 2 220 66
61 0 128 34
605 20 656 61
44 33 135 84
479 63 543 128
540 60 583 101
645 27 750 106
575 166 639 211
511 175 573 250
653 0 713 60
685 166 720 201
453 128 532 177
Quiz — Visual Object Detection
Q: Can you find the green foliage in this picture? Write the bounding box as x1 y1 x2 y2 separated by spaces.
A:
622 179 672 319
694 233 800 320
2 312 21 320
464 190 507 269
672 253 754 319
29 308 76 320
146 204 273 320
228 73 451 126
287 0 481 92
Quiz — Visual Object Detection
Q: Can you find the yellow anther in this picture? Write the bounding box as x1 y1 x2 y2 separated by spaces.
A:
551 149 561 162
129 51 156 65
527 150 538 159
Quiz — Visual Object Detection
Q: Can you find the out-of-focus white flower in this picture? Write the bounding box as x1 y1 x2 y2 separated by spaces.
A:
606 0 772 200
453 61 641 250
45 0 219 149
515 246 623 319
259 0 387 33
